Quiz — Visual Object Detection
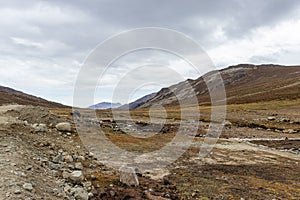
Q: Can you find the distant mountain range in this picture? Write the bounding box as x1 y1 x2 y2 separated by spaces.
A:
88 102 122 110
0 85 67 108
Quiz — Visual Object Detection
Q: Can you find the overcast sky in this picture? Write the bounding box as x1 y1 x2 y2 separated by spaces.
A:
1 0 300 106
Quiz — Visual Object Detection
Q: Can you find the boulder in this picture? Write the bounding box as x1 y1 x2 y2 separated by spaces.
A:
32 123 47 132
56 122 72 132
69 170 84 184
23 183 33 191
71 187 89 200
267 116 276 121
119 166 139 186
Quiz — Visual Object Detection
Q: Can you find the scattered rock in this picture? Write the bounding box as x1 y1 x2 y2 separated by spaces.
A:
69 171 84 184
53 154 63 163
145 190 170 200
119 166 139 186
64 155 74 163
223 120 232 126
75 162 83 170
283 129 296 134
25 165 33 170
280 118 290 122
56 122 72 132
62 171 71 179
77 156 85 162
32 123 47 132
267 116 276 121
23 183 33 191
72 187 89 200
14 190 22 194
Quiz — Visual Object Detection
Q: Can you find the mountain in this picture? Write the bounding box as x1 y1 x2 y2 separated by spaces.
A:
117 92 157 110
88 102 122 110
131 64 300 108
0 85 67 108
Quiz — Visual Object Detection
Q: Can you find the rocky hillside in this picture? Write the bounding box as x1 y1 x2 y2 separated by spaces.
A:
133 64 300 108
118 92 157 110
0 85 67 108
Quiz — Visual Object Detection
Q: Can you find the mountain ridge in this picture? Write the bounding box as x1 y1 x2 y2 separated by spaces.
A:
0 85 68 108
127 64 300 109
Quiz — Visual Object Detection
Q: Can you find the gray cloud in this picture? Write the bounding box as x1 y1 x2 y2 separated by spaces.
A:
0 0 300 106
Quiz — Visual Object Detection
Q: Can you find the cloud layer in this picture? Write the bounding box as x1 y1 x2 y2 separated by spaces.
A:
1 0 300 106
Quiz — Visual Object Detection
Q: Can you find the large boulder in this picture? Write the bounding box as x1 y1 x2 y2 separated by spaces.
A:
119 166 139 186
56 122 72 132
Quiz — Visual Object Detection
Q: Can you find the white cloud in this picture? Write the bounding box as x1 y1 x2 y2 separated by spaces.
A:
208 18 300 67
0 0 300 107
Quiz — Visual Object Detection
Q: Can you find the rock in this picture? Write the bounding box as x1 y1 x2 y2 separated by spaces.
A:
144 190 170 200
77 156 85 162
62 171 71 179
64 184 72 193
23 183 33 191
56 122 72 132
32 123 47 132
53 188 59 194
267 116 276 121
69 171 84 184
223 120 232 126
71 187 89 200
64 155 74 163
119 166 139 186
280 118 290 122
283 129 296 134
82 181 92 190
53 154 63 163
26 165 33 170
14 189 22 194
49 162 60 170
75 162 83 170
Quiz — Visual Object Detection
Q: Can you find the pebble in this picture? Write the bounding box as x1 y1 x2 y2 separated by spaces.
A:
23 183 33 191
75 162 83 170
69 170 84 184
14 189 22 194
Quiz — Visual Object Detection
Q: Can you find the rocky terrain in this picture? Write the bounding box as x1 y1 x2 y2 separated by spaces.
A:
0 64 300 199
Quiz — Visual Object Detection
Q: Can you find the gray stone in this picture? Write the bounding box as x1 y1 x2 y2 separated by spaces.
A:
62 171 71 179
53 154 63 163
75 162 83 170
32 123 47 132
56 122 72 132
267 116 276 121
69 171 84 183
119 166 139 186
71 187 89 200
14 190 22 194
64 155 74 163
77 156 85 162
23 183 33 191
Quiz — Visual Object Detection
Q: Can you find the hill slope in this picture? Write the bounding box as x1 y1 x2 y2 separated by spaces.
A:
0 85 67 108
118 92 157 110
133 64 300 108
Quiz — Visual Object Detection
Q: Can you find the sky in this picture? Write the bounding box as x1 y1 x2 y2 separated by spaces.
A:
1 0 300 106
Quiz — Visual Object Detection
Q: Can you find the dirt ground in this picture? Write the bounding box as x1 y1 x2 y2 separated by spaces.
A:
1 101 300 199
